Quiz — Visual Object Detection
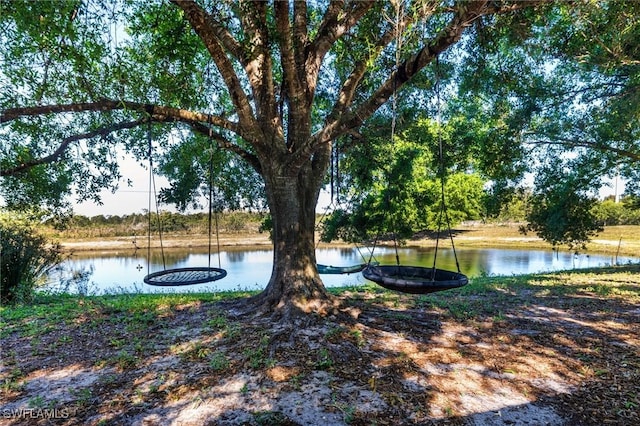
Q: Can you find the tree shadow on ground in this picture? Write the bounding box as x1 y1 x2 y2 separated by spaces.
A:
1 266 638 425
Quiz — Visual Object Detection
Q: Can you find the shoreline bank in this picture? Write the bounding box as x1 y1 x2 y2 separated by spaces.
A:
56 223 640 257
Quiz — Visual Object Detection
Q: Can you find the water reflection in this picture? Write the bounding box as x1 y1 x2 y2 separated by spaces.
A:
48 246 638 295
227 251 246 263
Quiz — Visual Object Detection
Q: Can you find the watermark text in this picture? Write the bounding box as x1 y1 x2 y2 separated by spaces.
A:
1 408 74 419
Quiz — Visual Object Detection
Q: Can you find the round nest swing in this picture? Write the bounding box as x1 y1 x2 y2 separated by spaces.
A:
317 261 379 275
143 267 227 286
362 265 468 294
317 263 368 275
358 51 468 296
142 117 228 287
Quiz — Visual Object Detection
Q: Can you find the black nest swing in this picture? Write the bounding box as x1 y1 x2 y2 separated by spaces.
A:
142 117 227 287
361 215 469 294
316 144 379 276
361 54 468 295
144 266 227 286
317 262 379 275
363 265 467 294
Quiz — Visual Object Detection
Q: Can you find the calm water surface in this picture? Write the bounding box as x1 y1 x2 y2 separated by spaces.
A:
47 245 638 295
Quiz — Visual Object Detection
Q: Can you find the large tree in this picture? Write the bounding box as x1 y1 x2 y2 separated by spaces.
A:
1 0 577 316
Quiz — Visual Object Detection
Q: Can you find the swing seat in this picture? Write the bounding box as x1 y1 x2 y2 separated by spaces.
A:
144 267 227 286
362 265 468 294
317 261 379 275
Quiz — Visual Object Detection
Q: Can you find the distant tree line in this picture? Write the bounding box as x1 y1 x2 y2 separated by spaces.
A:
592 196 640 226
39 192 639 241
491 191 640 226
43 211 266 238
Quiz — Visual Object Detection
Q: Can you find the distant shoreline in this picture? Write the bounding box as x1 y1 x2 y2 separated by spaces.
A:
56 223 640 258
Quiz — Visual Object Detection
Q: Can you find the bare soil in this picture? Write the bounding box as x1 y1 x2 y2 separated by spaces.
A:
1 265 639 425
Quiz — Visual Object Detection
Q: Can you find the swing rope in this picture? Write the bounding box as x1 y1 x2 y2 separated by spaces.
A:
207 115 223 270
208 141 214 270
363 0 403 267
147 117 152 278
390 0 404 268
143 114 227 286
431 58 461 275
332 141 378 265
146 113 166 273
315 141 378 274
361 2 467 294
314 145 336 251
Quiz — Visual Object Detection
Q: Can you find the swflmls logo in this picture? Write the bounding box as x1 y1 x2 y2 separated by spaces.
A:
1 408 71 419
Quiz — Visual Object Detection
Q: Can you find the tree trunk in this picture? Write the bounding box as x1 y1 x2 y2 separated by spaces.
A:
250 158 336 318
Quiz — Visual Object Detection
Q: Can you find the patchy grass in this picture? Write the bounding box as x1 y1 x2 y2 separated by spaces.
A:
1 265 639 425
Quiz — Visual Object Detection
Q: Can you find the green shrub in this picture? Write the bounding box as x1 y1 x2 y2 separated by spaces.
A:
222 212 250 232
591 198 640 226
1 212 61 304
592 200 626 226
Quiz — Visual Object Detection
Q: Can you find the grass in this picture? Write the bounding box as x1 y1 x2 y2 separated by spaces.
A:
401 264 640 322
0 268 635 343
208 351 231 371
0 290 257 378
3 265 637 340
243 334 274 369
315 348 334 370
1 368 25 394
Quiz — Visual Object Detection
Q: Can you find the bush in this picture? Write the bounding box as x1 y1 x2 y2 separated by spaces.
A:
524 188 602 250
592 199 640 226
222 212 250 232
0 212 61 304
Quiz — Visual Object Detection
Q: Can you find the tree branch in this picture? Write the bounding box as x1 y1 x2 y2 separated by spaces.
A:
274 0 312 150
311 1 375 67
306 1 375 101
208 14 247 67
190 121 262 173
1 99 245 138
238 1 278 130
319 0 553 145
326 27 398 125
170 0 260 140
312 0 343 62
1 100 134 123
528 134 640 163
280 0 376 164
1 120 144 177
275 0 301 109
320 1 492 144
293 0 309 72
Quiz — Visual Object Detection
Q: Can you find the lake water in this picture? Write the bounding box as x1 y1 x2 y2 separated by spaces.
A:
46 245 638 295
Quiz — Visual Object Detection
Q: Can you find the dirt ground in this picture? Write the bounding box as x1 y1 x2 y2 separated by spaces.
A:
1 265 639 425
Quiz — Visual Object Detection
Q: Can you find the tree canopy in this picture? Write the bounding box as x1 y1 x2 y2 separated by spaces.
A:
326 0 640 249
451 1 640 245
320 116 485 243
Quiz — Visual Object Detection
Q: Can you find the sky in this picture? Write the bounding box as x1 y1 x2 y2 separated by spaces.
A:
72 162 625 217
73 156 163 217
71 156 334 217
